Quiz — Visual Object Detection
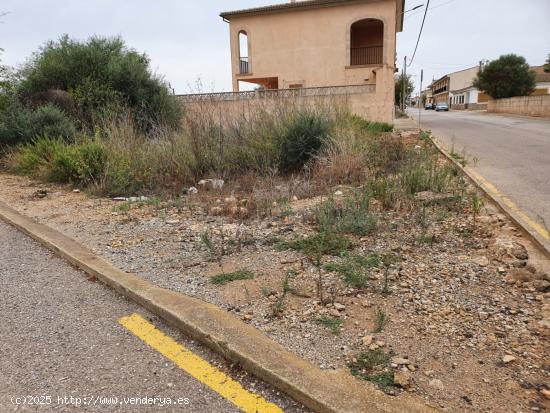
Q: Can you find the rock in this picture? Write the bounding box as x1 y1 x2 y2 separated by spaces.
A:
391 357 410 366
209 207 223 216
334 190 344 196
112 197 128 202
511 243 528 260
333 303 346 311
292 196 299 202
533 280 550 292
187 186 198 194
472 256 489 267
33 190 48 199
502 355 516 364
329 309 341 318
72 189 81 193
428 379 444 390
198 179 224 191
394 371 411 388
243 314 253 321
505 268 534 284
128 196 148 202
541 389 550 400
224 196 238 208
362 335 374 346
166 219 180 225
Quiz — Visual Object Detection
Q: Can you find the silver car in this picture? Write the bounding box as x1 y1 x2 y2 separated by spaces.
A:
435 103 449 112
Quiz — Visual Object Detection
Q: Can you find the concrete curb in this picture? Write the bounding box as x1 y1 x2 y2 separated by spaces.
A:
428 135 550 260
0 200 441 413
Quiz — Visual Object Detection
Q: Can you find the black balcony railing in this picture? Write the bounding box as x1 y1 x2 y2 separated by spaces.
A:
350 46 383 66
239 57 249 74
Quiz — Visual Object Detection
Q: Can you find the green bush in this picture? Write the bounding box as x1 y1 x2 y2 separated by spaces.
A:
277 111 330 173
0 102 75 146
18 35 181 132
12 137 106 185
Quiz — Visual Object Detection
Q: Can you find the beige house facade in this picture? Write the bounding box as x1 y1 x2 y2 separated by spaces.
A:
220 0 405 123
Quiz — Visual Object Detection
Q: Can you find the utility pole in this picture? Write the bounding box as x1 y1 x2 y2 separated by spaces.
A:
418 69 423 130
402 55 407 111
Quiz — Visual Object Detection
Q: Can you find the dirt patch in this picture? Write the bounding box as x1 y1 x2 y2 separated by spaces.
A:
0 135 548 413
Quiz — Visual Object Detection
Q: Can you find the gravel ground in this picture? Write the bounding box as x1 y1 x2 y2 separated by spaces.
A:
0 132 549 413
0 220 310 413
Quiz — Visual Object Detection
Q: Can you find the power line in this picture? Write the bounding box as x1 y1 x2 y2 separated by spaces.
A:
407 0 430 67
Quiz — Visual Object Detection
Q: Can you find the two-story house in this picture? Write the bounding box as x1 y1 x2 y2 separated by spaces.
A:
220 0 405 122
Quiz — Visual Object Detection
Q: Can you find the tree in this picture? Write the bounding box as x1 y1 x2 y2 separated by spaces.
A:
544 54 550 73
17 35 181 132
395 74 414 108
473 54 535 99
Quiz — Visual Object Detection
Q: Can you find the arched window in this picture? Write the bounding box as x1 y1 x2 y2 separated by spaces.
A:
238 31 249 74
350 19 383 66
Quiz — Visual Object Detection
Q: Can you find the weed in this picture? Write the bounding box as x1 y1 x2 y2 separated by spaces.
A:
417 233 438 245
210 269 254 285
272 270 294 317
316 191 377 236
469 192 485 224
275 233 353 257
348 350 394 389
419 130 431 141
324 253 380 288
373 308 387 333
201 231 216 262
316 315 343 335
113 201 131 212
450 147 467 166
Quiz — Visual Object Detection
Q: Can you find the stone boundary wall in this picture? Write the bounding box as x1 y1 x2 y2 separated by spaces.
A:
176 84 390 123
451 103 488 111
488 95 550 118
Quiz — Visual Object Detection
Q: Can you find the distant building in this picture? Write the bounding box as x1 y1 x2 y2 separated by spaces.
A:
432 66 483 107
433 64 550 110
531 66 550 95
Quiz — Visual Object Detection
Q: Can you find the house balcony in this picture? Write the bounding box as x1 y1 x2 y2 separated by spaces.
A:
239 57 250 74
350 46 383 66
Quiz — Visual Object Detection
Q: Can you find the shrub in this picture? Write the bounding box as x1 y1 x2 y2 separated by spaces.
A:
11 136 106 185
0 102 75 146
18 35 181 132
277 111 330 173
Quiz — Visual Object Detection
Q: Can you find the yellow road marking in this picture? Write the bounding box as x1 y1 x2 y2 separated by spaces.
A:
119 313 284 413
468 169 550 241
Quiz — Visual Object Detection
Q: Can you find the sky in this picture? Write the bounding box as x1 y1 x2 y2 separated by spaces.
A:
1 0 549 95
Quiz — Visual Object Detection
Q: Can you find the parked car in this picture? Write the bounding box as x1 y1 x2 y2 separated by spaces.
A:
435 103 449 112
425 103 434 110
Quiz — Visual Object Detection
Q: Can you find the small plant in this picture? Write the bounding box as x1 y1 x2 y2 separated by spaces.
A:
469 192 485 224
201 231 216 261
113 201 131 212
348 350 394 390
316 315 343 335
275 233 353 257
449 147 467 167
419 130 431 141
373 308 387 333
316 191 377 236
379 253 400 295
272 270 295 317
210 269 254 285
324 253 380 288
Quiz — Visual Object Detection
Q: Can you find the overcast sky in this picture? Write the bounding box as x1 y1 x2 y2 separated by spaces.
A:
1 0 549 94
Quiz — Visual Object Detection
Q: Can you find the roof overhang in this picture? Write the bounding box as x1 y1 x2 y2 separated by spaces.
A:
221 0 406 32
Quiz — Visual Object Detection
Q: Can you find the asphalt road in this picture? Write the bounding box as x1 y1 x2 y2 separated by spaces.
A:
409 108 550 232
0 220 304 413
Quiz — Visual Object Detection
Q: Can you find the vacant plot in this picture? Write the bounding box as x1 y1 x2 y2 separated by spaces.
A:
0 128 548 413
